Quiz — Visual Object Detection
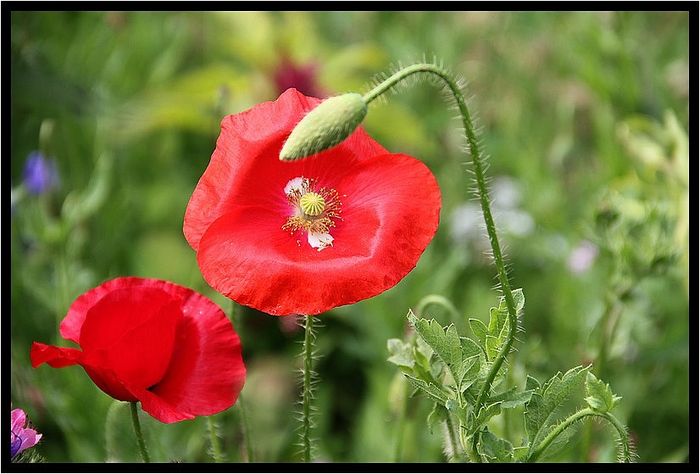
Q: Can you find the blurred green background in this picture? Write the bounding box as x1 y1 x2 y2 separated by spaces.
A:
10 11 689 463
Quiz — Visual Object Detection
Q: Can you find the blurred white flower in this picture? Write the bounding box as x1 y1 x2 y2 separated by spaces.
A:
450 176 533 247
567 240 599 274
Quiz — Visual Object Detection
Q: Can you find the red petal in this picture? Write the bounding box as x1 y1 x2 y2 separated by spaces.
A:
183 88 387 251
30 342 82 368
78 286 181 391
196 152 441 315
60 276 189 344
144 291 246 421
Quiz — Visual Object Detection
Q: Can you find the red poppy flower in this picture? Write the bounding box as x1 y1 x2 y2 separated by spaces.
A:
184 88 441 316
30 277 246 424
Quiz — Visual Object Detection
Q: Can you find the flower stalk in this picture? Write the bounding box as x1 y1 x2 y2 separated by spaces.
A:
301 314 315 462
527 407 632 463
206 417 223 463
129 402 150 463
363 63 519 458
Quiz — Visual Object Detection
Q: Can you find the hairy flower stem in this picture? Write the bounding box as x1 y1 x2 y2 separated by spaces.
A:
129 402 150 463
365 63 519 460
444 415 461 462
206 417 223 463
528 408 631 463
301 314 315 462
230 301 254 462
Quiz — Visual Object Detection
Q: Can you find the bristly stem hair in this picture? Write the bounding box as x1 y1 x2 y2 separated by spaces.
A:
364 62 519 461
301 314 316 463
129 402 151 463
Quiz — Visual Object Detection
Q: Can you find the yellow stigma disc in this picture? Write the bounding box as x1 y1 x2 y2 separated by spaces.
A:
299 192 326 216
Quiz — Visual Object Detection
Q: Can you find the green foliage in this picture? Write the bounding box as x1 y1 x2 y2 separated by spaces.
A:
389 291 632 463
10 11 687 463
524 366 589 460
584 372 622 413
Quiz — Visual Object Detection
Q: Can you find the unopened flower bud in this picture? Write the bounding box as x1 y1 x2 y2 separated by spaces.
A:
280 93 367 161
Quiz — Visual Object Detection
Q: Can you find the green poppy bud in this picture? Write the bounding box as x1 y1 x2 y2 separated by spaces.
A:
280 93 368 161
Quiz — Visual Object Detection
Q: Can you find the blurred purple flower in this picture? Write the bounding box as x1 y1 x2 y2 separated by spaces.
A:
23 152 59 195
10 408 42 459
273 57 324 98
567 240 599 274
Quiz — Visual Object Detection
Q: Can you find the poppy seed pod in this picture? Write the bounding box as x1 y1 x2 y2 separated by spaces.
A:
280 93 367 161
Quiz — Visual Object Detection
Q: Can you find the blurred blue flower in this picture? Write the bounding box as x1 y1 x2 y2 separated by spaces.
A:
23 151 59 195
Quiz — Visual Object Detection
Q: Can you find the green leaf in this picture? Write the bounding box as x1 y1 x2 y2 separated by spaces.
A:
469 318 488 346
584 372 622 413
478 429 514 462
467 402 502 436
459 355 481 390
487 387 533 409
387 338 414 369
513 446 530 461
427 402 448 435
403 374 449 404
460 337 482 359
485 334 501 361
524 365 589 454
408 311 462 382
526 375 541 391
487 288 525 336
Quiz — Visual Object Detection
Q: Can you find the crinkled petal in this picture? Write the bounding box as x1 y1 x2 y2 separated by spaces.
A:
18 430 41 452
11 409 26 433
183 88 387 251
197 152 440 315
60 277 189 344
146 291 246 420
30 343 82 368
78 287 181 391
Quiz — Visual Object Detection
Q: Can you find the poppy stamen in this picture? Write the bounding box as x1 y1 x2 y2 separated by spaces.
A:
282 177 342 251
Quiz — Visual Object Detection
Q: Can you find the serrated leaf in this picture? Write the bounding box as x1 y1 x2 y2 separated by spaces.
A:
488 387 533 408
478 429 514 462
408 311 462 381
524 365 589 455
526 375 541 391
485 334 501 361
513 446 529 461
469 318 488 346
459 355 481 390
585 372 621 413
488 304 508 336
427 402 448 434
387 338 414 369
461 336 482 358
445 398 468 426
403 374 449 404
467 402 502 436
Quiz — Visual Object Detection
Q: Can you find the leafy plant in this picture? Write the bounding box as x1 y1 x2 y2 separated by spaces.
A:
388 291 636 462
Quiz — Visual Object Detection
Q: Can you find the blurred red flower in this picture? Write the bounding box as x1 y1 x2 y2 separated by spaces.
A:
30 277 246 424
184 88 441 316
272 56 324 98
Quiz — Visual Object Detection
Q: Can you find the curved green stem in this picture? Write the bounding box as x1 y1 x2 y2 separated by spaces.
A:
129 402 150 463
206 417 223 463
414 294 461 323
365 63 519 459
301 315 315 462
528 407 632 463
